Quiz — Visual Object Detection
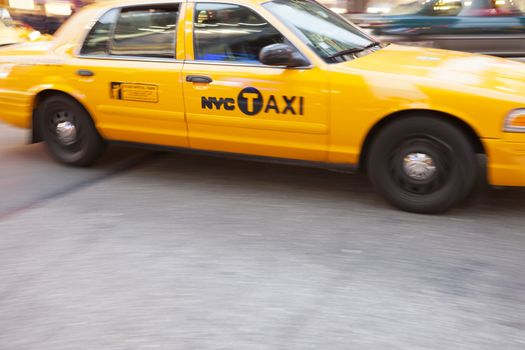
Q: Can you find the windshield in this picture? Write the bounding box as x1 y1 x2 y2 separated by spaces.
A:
263 0 378 63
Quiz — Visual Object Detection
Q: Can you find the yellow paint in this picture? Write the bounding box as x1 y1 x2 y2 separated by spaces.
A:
0 0 524 186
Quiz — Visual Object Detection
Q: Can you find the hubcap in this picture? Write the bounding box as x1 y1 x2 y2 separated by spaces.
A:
56 121 77 146
402 152 437 181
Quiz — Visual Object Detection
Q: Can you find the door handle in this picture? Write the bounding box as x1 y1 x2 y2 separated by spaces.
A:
77 69 94 77
186 75 213 83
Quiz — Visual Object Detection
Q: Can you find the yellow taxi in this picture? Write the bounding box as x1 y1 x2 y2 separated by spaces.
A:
1 0 524 213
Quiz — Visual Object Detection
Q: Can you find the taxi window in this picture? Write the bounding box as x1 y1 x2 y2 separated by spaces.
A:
111 5 179 58
80 9 119 55
193 3 285 63
80 5 179 58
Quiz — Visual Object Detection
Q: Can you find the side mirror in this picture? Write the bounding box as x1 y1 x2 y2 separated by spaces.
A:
259 43 309 67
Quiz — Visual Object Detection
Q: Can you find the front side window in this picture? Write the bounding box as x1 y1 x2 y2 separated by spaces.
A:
193 3 285 63
80 5 179 58
263 0 376 63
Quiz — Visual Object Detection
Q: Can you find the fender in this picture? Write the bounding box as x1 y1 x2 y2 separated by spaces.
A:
328 97 488 166
29 83 99 123
373 101 486 142
29 83 103 143
356 105 487 170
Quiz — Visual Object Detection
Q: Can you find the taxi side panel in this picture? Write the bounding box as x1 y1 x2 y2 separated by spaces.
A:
181 1 331 161
64 57 188 148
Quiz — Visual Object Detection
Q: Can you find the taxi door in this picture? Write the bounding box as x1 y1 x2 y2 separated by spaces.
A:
71 3 188 147
181 1 330 161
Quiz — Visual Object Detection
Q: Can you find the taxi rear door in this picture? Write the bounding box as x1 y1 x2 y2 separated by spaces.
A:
71 2 188 147
181 1 330 162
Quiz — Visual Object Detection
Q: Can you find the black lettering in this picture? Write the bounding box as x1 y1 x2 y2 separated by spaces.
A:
201 96 216 109
238 87 263 115
282 96 296 115
264 95 280 114
212 98 223 109
224 98 235 111
110 82 122 100
299 96 304 115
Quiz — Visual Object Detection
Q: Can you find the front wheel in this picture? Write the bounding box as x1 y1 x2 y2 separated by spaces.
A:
40 95 106 166
367 116 479 214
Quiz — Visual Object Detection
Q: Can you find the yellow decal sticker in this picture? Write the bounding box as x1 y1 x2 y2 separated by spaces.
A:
110 82 158 103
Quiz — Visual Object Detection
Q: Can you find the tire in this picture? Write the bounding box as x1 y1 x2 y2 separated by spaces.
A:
39 95 106 166
367 115 478 214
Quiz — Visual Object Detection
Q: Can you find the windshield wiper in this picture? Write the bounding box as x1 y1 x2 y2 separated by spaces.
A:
328 42 382 59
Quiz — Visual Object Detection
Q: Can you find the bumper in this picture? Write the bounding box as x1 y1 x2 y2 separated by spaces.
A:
485 137 525 187
0 91 32 129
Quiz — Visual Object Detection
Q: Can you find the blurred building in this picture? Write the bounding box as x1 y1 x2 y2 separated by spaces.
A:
0 0 96 33
321 0 525 13
319 0 369 13
2 0 525 34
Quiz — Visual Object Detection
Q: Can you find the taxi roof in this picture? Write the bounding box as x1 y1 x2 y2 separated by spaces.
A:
85 0 269 10
53 0 278 46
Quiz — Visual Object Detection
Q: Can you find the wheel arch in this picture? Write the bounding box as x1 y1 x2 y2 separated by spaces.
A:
31 89 93 143
359 109 486 170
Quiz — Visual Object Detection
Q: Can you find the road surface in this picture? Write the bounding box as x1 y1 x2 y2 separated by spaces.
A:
1 122 525 350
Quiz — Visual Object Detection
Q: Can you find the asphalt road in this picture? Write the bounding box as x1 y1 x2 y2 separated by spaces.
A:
1 122 525 350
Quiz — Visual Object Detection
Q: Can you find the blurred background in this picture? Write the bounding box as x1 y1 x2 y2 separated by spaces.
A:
1 0 84 34
2 0 525 59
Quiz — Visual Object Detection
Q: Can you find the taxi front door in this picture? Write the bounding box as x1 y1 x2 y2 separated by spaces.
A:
181 2 330 162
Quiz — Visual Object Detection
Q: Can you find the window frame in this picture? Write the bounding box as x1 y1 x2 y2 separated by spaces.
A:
189 1 312 69
77 2 183 62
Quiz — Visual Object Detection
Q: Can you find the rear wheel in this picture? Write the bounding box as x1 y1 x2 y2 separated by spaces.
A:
40 95 106 166
367 116 478 214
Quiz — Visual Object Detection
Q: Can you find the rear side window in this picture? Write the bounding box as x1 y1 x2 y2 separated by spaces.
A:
80 5 179 58
81 9 118 55
111 6 179 58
